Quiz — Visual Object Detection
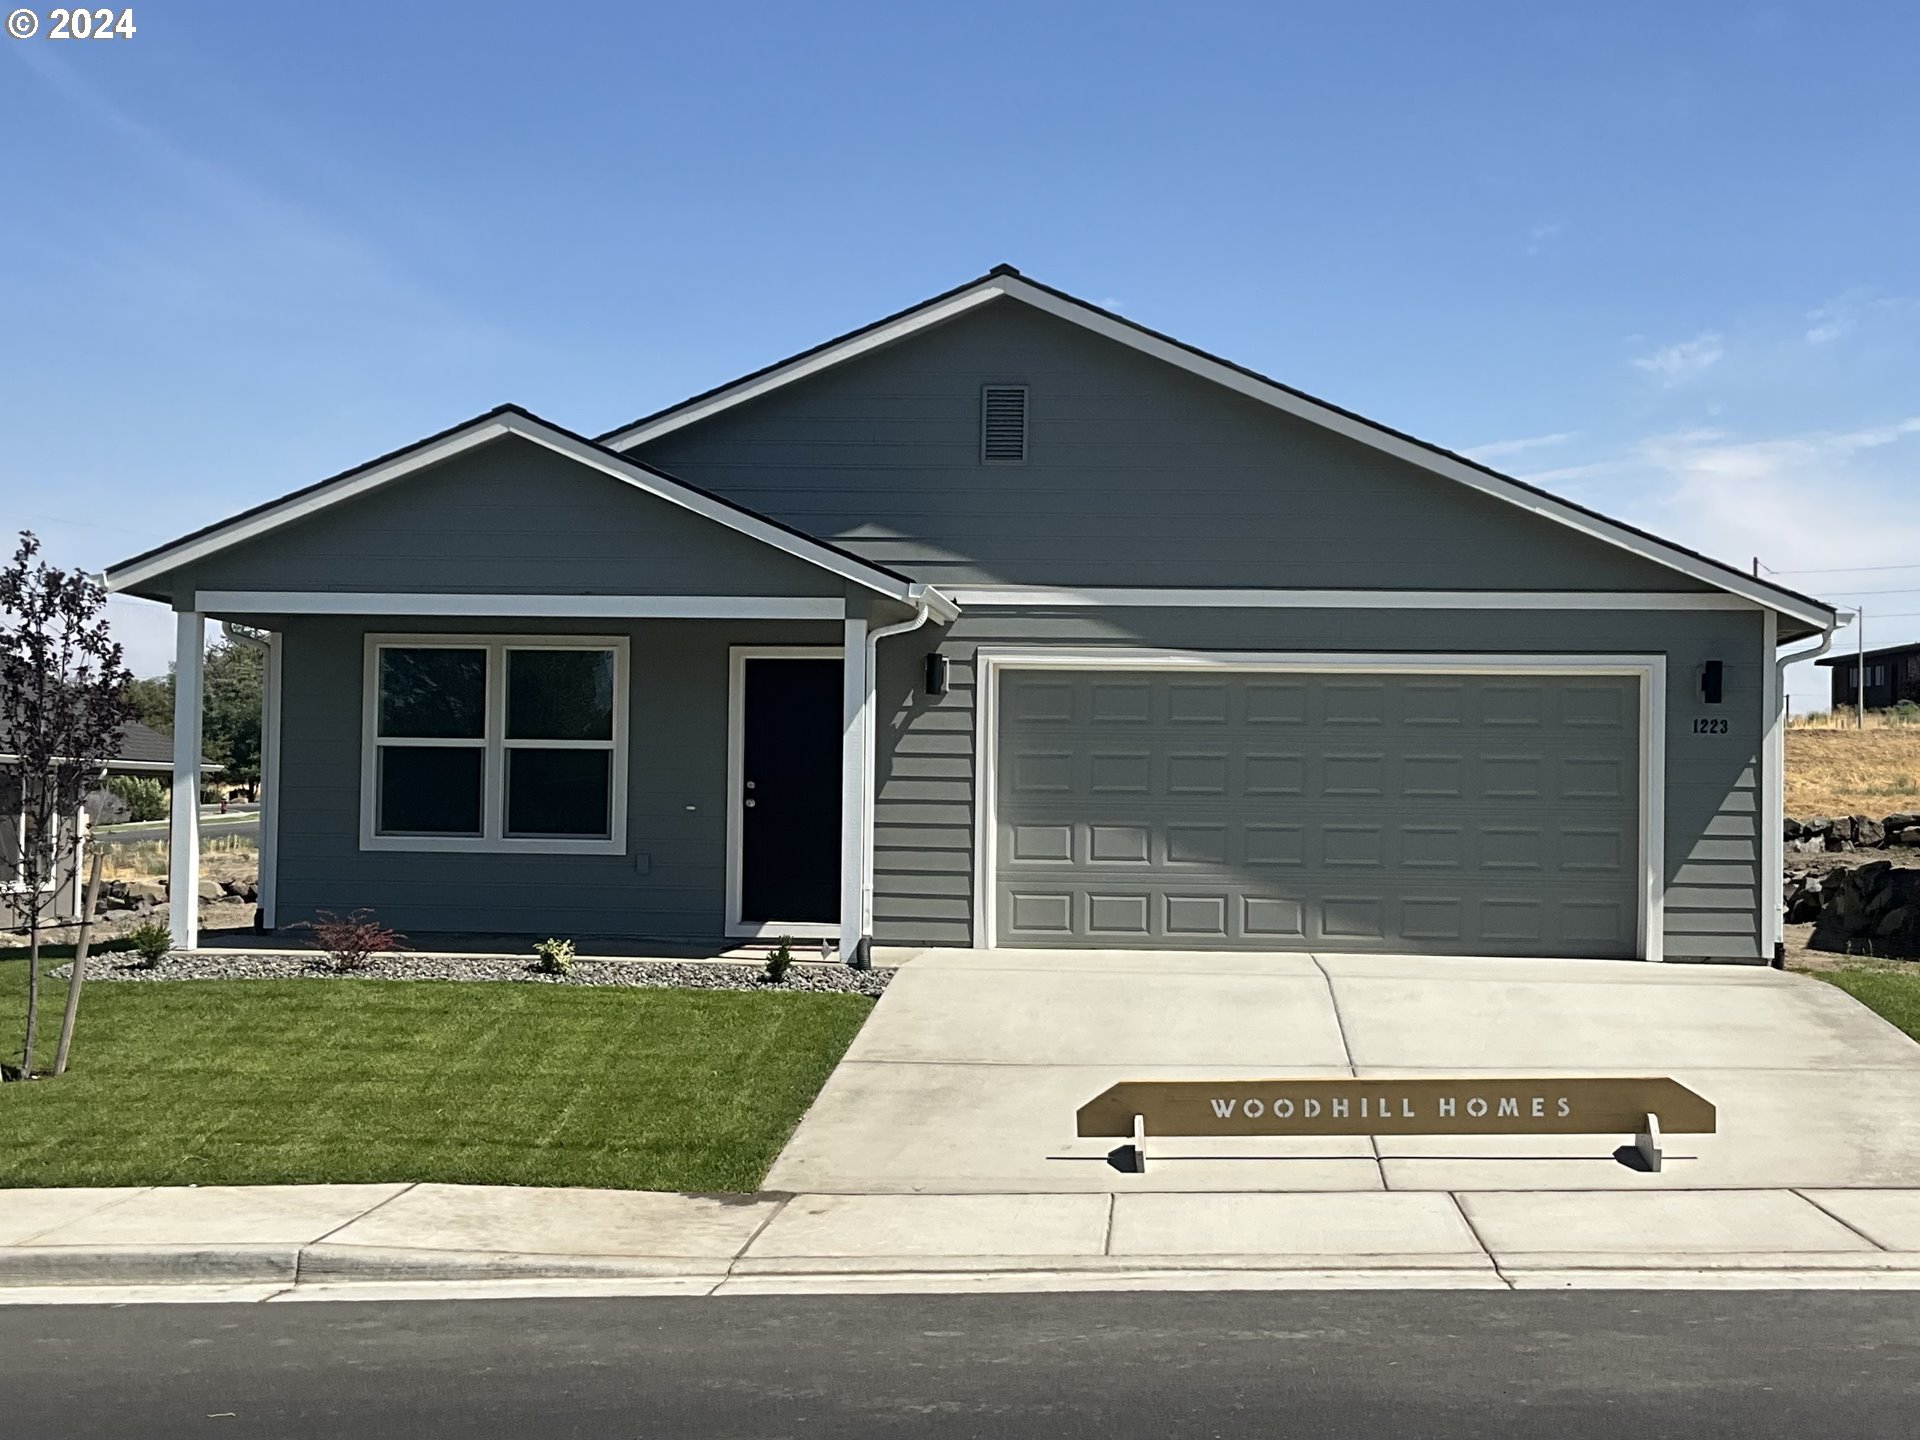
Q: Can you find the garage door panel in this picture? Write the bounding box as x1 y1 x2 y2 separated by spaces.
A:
996 669 1642 957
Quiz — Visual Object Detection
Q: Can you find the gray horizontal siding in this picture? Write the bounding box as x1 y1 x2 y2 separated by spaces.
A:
175 436 845 600
869 607 1766 961
271 615 839 941
634 299 1715 594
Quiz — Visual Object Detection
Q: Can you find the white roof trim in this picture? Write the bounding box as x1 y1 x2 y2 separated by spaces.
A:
945 586 1761 611
105 410 960 624
601 273 1835 630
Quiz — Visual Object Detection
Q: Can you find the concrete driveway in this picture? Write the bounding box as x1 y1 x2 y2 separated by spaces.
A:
764 950 1920 1194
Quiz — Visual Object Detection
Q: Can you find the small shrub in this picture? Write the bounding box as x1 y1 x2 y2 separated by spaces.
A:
532 937 575 975
126 919 173 968
293 909 405 973
105 775 168 823
763 937 795 985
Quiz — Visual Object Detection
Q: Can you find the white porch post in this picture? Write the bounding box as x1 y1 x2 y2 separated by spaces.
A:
258 631 283 930
169 609 205 950
839 614 870 965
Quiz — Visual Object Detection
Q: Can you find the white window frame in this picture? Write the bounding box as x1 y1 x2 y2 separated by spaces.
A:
971 648 1667 962
725 644 845 939
360 634 630 856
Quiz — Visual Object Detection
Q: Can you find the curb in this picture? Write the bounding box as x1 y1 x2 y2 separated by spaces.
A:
0 1246 299 1286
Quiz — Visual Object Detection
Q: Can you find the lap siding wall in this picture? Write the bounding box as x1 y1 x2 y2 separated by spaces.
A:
871 607 1767 961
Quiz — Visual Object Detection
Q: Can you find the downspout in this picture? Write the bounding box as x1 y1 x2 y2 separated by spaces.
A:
1768 610 1849 967
853 600 935 967
221 621 277 932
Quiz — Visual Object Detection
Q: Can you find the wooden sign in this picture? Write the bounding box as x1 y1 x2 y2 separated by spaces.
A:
1077 1077 1716 1139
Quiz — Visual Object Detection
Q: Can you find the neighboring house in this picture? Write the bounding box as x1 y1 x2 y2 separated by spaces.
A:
2 719 204 924
105 266 1842 963
1815 642 1920 711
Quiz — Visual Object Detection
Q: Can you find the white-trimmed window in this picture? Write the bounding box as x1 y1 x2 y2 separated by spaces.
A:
361 635 629 855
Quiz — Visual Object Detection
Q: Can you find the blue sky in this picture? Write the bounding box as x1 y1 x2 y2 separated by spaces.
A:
4 2 1915 706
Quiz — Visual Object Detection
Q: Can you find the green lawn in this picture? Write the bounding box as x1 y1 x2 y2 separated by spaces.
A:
0 957 871 1192
1816 966 1920 1044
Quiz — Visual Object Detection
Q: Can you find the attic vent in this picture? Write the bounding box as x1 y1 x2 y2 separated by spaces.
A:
981 385 1028 463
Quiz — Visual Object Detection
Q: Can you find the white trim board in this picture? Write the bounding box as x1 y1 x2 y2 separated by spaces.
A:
724 645 847 941
969 647 1668 963
601 271 1834 631
195 591 848 620
104 409 960 624
945 588 1760 611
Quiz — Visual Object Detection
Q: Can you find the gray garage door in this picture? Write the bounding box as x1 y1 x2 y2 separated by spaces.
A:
994 668 1642 957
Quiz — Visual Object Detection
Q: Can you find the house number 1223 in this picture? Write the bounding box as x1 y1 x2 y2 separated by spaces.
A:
1692 717 1728 734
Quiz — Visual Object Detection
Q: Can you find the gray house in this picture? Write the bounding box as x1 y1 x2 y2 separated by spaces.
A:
106 267 1843 964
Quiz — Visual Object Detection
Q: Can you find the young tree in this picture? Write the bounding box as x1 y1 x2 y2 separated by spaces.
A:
0 532 130 1080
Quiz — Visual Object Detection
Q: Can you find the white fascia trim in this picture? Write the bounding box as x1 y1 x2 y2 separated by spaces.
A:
600 273 1829 629
197 591 849 621
970 647 1667 963
600 286 1008 450
105 413 941 615
945 587 1759 611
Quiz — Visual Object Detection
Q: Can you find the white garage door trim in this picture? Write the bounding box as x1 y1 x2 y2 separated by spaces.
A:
971 649 1669 961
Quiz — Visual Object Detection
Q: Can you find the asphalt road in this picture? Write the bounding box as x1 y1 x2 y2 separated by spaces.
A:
4 1290 1917 1438
100 809 259 845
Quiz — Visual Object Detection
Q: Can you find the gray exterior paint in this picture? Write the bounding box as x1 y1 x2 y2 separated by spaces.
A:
161 436 847 604
870 608 1765 962
993 668 1643 955
113 290 1788 960
633 301 1714 594
274 615 838 938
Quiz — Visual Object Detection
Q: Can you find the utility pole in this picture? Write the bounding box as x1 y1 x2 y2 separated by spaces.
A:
1856 610 1868 728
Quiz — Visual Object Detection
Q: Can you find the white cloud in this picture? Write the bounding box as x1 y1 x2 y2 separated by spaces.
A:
1804 289 1916 345
1525 222 1562 256
1464 431 1579 462
1632 333 1725 386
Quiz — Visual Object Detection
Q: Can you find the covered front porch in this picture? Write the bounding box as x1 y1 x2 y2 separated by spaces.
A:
99 406 958 960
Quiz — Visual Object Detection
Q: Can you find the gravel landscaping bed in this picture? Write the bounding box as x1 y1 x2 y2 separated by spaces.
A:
51 952 893 996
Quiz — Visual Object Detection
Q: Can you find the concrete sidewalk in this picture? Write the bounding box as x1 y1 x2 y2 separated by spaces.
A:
7 1182 1920 1298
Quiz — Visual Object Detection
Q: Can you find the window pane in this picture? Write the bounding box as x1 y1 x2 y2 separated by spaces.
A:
379 648 486 739
507 649 615 741
378 746 484 835
507 749 611 838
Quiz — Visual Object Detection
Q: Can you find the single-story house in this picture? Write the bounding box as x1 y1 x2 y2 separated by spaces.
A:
1817 642 1920 711
105 266 1844 963
3 718 204 925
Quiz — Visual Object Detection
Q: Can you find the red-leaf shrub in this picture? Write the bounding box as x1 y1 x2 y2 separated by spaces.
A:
293 909 406 973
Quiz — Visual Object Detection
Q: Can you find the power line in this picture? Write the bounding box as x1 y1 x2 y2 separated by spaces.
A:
1800 585 1920 597
1767 561 1920 576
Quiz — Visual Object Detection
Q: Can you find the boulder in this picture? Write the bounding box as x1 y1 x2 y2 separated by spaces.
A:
1895 830 1920 849
1811 863 1920 958
124 879 165 905
1884 812 1920 831
1854 816 1887 848
1784 818 1806 841
1830 816 1858 844
1807 816 1834 835
220 879 247 898
196 879 225 903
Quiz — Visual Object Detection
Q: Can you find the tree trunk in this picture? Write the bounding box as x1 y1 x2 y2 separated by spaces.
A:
21 921 40 1079
53 849 105 1076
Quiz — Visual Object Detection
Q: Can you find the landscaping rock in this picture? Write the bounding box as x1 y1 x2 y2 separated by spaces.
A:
196 880 226 903
124 880 165 905
1855 816 1887 848
50 952 896 997
1810 862 1920 958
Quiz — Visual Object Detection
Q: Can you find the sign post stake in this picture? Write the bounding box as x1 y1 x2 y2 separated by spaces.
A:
1635 1112 1663 1173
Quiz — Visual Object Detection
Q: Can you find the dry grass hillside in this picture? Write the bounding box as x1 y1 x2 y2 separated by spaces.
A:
1786 727 1920 817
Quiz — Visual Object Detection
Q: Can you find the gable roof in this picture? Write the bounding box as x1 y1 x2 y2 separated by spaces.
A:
104 405 958 622
597 266 1840 633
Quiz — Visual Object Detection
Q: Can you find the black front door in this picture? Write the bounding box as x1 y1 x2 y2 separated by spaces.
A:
740 657 842 925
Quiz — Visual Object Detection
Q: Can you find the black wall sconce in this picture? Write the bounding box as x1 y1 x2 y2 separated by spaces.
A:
1701 660 1724 705
925 652 948 697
